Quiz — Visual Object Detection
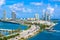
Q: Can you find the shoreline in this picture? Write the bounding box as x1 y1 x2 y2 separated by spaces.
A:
0 20 19 24
45 23 57 30
0 20 57 40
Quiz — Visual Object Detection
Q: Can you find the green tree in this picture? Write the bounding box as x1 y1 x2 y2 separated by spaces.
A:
0 32 4 37
3 37 7 40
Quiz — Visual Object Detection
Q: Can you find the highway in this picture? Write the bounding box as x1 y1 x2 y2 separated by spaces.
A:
8 25 40 40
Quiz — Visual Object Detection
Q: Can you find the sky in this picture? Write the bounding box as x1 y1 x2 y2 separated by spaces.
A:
0 0 60 19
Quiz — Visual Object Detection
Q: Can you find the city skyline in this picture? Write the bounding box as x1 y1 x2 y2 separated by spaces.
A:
2 10 51 21
0 0 60 19
0 0 60 40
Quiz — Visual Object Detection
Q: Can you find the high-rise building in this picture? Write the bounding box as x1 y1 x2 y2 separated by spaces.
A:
42 9 45 20
42 9 51 21
3 10 6 20
47 13 50 21
11 11 16 20
44 11 50 21
35 13 39 20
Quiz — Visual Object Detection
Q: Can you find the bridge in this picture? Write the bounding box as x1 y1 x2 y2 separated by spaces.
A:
0 29 14 32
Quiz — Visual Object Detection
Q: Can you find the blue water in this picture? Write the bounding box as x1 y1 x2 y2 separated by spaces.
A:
0 21 27 30
1 21 60 40
29 21 60 40
0 21 28 35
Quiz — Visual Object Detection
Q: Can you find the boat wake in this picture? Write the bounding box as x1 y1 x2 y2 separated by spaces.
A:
48 29 60 33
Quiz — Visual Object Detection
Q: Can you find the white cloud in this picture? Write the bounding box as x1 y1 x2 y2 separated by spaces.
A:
9 3 32 13
22 8 32 12
47 5 54 13
47 5 55 17
0 0 5 6
43 9 45 13
30 2 43 6
9 3 24 10
55 4 58 8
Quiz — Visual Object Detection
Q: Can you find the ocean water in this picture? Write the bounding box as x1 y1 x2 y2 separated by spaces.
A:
29 21 60 40
0 21 60 40
0 21 27 30
0 21 28 35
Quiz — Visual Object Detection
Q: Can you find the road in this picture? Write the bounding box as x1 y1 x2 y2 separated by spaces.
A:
8 25 40 40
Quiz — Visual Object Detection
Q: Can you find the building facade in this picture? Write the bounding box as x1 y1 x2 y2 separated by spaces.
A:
35 13 39 20
11 11 16 20
3 10 6 21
